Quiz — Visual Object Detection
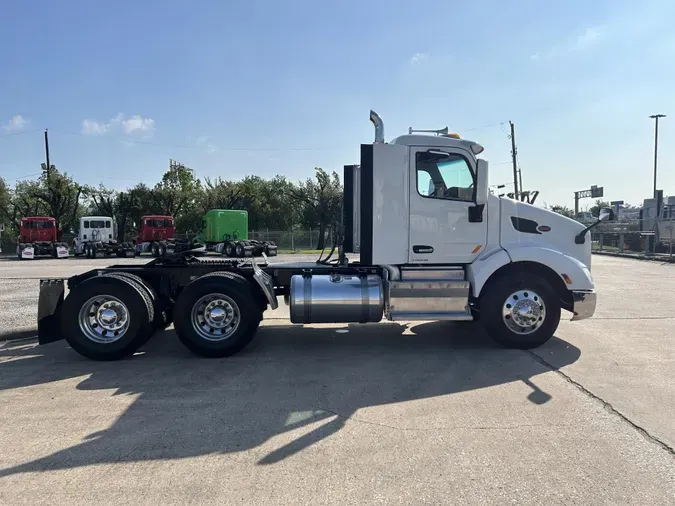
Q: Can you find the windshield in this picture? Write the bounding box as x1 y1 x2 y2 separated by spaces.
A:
22 221 53 229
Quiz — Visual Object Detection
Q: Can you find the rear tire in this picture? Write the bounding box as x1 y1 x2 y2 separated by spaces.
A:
480 272 561 349
234 242 244 257
61 275 155 361
174 272 262 358
103 272 168 335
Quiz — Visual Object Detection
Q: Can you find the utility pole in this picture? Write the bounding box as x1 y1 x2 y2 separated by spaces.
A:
44 129 51 181
509 121 519 199
649 114 666 198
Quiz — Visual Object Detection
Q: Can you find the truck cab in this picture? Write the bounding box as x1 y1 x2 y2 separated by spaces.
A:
73 216 134 258
16 216 68 259
137 215 175 243
343 110 603 331
19 217 57 244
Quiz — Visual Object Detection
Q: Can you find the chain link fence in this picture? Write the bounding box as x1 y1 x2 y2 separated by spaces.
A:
591 219 674 260
1 229 329 255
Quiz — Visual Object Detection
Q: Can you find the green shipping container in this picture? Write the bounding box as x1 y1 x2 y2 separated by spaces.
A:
200 209 249 243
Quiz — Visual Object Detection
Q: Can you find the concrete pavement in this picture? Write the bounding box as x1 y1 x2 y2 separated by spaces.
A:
0 255 673 504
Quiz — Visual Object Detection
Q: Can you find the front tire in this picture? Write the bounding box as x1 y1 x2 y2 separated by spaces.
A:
174 272 262 358
480 272 561 349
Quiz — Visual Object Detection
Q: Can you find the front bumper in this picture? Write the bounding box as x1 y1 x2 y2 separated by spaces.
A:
570 290 597 321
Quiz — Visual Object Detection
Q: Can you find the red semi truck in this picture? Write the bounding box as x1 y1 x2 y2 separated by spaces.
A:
16 216 69 260
134 215 193 256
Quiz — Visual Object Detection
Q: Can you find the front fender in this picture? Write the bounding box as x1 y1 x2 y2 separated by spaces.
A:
466 248 511 297
506 246 594 291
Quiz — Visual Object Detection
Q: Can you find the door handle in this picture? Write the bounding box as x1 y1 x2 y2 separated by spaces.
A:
413 245 434 254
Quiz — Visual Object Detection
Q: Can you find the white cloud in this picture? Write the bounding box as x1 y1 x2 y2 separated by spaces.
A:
572 27 603 51
120 115 155 134
531 25 604 62
81 119 109 135
80 113 155 136
410 52 429 64
3 114 29 132
192 135 218 153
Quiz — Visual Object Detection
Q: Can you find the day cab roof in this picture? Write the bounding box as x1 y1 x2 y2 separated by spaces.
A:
389 134 484 155
22 216 55 221
80 216 113 221
204 209 248 216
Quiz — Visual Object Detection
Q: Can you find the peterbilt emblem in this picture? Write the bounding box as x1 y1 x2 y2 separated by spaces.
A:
537 225 551 232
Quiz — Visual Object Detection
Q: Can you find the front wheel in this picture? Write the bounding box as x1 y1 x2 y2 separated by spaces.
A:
480 272 561 349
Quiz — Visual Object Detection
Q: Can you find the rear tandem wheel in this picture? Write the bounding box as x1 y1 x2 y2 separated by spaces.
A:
61 275 155 361
173 272 263 358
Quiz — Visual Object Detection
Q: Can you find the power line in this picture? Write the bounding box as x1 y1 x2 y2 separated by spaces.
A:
50 129 352 152
0 129 42 140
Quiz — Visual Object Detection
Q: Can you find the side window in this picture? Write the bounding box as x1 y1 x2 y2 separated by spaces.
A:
145 219 151 227
106 220 111 228
84 221 90 229
416 152 474 202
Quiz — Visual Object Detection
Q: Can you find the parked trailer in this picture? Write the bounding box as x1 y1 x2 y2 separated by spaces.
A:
16 216 68 260
37 110 608 361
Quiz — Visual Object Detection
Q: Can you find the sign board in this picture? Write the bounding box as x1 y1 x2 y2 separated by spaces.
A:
590 185 604 198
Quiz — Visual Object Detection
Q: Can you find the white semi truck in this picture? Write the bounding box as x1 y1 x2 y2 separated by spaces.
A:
72 216 136 258
37 110 609 361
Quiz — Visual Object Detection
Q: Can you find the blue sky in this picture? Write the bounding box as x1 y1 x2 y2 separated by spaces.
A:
1 0 674 209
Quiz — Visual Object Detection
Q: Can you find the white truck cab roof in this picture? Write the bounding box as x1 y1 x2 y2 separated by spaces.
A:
81 216 112 221
389 134 484 156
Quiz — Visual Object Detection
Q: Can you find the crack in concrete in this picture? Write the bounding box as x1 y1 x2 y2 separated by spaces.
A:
527 350 675 458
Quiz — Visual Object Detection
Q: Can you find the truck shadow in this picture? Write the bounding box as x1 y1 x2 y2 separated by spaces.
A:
0 322 580 476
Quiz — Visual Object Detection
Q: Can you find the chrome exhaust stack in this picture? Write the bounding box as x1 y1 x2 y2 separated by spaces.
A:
370 110 384 143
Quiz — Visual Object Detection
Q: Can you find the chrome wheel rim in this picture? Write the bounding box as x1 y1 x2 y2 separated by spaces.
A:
502 289 545 335
78 295 130 343
191 293 240 341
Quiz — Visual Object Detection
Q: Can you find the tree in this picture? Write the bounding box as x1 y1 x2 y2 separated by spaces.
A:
288 168 343 250
549 205 575 219
87 185 140 241
152 163 201 220
0 169 82 239
589 199 610 218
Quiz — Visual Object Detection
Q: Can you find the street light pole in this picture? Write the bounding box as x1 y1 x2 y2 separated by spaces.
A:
649 114 666 197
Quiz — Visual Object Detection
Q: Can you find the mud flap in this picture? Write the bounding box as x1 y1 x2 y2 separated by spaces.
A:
56 246 69 258
38 279 66 344
21 246 35 259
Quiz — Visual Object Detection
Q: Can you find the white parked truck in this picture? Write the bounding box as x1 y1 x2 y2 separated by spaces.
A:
72 216 136 258
37 110 610 361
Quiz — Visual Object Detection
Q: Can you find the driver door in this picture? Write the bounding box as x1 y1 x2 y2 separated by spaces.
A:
408 146 487 264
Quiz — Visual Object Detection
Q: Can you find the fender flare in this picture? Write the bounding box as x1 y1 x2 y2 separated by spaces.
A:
468 246 594 297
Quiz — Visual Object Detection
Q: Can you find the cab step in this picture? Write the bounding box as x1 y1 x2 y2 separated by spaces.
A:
386 267 473 321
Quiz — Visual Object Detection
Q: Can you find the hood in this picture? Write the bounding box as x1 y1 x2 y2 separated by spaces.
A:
499 198 592 269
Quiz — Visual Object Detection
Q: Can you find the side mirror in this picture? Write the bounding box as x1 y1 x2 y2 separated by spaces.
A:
475 159 488 206
599 208 615 222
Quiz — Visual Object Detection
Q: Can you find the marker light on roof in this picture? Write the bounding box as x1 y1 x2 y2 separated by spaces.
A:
470 143 485 155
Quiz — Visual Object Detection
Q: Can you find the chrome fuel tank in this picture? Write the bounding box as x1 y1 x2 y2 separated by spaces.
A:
289 274 384 324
